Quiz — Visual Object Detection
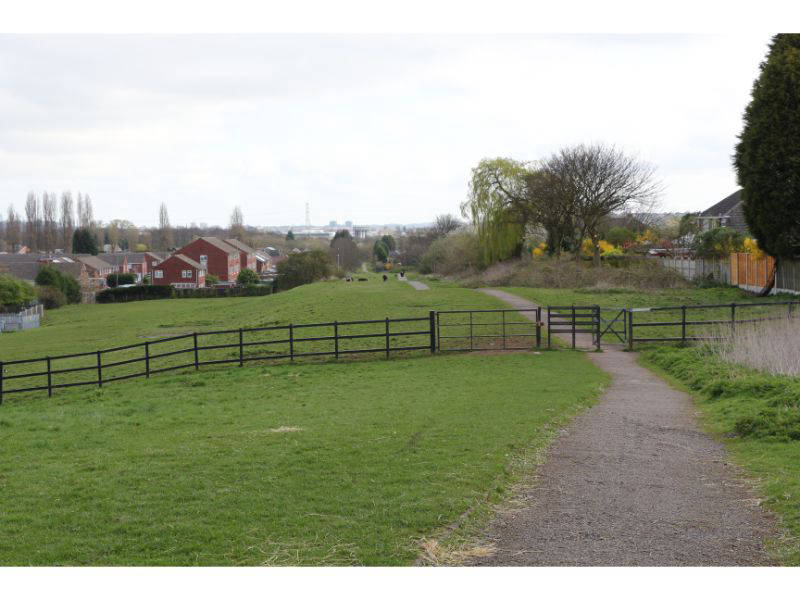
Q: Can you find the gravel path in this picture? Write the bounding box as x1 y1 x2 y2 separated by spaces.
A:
468 289 775 566
407 280 430 291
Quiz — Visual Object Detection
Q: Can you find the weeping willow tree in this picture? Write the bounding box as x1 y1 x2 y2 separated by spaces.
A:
461 158 528 265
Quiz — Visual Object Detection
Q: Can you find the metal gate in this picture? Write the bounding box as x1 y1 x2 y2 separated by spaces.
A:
547 306 600 350
547 306 629 350
436 308 542 352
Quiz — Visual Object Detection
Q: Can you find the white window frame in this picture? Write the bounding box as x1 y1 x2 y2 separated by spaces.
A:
154 269 163 279
181 269 192 278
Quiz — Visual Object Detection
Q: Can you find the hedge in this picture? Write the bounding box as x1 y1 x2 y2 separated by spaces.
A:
95 284 274 303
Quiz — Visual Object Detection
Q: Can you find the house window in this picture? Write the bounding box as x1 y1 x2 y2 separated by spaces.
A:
154 270 163 279
181 269 192 278
199 255 208 268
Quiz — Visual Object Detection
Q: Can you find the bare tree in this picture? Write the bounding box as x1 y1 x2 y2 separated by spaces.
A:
158 203 173 250
42 191 58 252
83 194 94 229
60 191 74 251
5 205 21 252
229 206 245 240
432 214 462 238
24 191 40 251
542 144 661 265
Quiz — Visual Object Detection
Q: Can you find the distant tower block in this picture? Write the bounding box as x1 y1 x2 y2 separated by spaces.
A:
305 203 311 226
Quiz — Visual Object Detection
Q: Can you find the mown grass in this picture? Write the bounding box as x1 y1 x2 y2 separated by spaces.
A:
640 345 800 564
1 275 527 396
0 351 607 565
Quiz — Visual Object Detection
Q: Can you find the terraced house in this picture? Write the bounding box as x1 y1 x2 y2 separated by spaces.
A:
176 236 241 283
151 254 206 288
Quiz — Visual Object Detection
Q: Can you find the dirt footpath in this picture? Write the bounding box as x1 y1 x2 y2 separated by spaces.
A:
468 289 775 566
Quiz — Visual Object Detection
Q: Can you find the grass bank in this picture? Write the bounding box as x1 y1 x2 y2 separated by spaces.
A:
0 351 607 565
639 345 800 564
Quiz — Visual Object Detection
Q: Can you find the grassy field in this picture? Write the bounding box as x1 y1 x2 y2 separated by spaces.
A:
640 345 800 565
1 275 528 396
0 351 607 565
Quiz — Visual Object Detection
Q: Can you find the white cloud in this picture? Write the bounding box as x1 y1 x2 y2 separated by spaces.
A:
0 34 771 226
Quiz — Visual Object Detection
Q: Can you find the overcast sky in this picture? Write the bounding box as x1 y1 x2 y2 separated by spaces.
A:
0 34 771 228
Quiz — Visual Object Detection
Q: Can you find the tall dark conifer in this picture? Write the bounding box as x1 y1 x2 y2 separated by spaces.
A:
734 34 800 259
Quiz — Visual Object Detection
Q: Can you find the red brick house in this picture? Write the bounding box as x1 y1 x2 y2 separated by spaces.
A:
74 255 115 287
151 254 206 288
224 238 259 272
177 237 240 282
144 252 165 277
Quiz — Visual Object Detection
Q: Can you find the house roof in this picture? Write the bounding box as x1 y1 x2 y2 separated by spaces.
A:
75 255 114 272
700 189 742 218
97 253 129 267
224 238 257 255
196 236 239 255
0 256 85 283
162 254 203 270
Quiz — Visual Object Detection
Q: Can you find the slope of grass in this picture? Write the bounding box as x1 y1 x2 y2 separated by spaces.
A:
1 275 499 361
639 345 800 564
0 351 607 565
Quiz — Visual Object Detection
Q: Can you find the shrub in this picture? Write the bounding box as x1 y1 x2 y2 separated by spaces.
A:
0 273 36 312
205 273 219 286
691 227 745 259
237 268 260 286
96 285 174 303
457 255 687 289
36 285 67 309
35 265 81 304
106 272 136 288
276 250 332 290
419 231 481 275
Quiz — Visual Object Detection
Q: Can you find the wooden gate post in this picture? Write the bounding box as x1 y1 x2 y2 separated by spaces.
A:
627 310 634 351
571 305 576 349
428 311 436 354
239 328 244 366
0 360 3 405
536 307 542 348
594 306 601 351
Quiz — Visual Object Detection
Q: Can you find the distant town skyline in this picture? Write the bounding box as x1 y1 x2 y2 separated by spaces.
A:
1 34 770 228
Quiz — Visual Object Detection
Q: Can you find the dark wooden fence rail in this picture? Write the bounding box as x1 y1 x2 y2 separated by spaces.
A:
0 312 437 403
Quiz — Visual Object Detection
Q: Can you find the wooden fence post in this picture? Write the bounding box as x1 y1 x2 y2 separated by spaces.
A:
145 342 150 378
428 311 436 354
731 303 736 334
193 332 199 370
96 350 103 388
0 360 4 405
536 307 542 349
681 306 687 343
502 310 506 350
239 328 244 366
334 321 339 359
594 306 601 351
385 318 390 358
289 324 294 361
46 357 52 398
627 310 634 351
571 305 576 350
